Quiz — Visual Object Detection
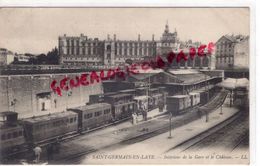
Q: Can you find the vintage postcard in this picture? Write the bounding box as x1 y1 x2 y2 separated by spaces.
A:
0 6 252 165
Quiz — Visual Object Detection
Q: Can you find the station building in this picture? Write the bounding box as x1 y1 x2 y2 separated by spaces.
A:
103 68 224 97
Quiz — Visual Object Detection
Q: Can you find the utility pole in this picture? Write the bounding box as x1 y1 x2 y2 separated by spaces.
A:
230 90 233 107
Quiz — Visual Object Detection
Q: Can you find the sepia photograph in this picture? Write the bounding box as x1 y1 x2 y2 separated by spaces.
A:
0 7 251 165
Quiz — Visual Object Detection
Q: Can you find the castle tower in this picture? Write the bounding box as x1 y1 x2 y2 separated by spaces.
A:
164 20 169 33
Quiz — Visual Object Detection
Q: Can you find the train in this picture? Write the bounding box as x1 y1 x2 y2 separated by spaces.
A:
166 93 198 116
0 87 167 157
166 86 223 116
0 86 223 157
233 87 249 108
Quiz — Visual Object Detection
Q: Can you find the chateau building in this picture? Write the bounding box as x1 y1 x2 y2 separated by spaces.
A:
59 23 213 69
59 33 157 66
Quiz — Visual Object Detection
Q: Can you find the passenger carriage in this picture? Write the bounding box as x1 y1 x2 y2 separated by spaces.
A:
88 94 105 104
0 112 25 156
68 103 112 131
104 94 135 120
22 111 78 144
233 87 248 107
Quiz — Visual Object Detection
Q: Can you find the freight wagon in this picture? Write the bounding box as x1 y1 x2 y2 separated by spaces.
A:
189 92 200 106
166 95 191 115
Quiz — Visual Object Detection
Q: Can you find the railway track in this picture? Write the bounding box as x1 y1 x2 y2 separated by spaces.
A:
168 109 249 153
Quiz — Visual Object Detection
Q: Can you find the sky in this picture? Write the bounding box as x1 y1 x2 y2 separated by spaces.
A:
0 8 250 54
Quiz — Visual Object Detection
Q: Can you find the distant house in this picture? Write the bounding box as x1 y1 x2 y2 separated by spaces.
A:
0 48 15 65
215 35 249 70
15 54 30 62
233 36 249 69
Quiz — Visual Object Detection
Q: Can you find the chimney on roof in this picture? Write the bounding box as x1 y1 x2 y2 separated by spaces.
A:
138 34 141 41
152 34 154 41
107 34 110 40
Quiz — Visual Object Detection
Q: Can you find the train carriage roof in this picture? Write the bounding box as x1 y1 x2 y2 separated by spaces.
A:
189 92 200 95
0 123 23 130
134 96 149 100
113 101 136 107
168 95 189 98
70 103 111 111
151 93 163 97
119 89 136 92
107 93 133 98
0 111 18 117
22 111 77 124
149 88 159 91
136 87 149 90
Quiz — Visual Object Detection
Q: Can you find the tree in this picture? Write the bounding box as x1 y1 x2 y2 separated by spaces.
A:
46 47 59 64
10 47 59 65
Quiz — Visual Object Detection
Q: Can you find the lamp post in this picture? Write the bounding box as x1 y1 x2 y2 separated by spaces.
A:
230 90 233 107
220 104 223 115
205 110 209 122
168 112 173 139
205 75 209 123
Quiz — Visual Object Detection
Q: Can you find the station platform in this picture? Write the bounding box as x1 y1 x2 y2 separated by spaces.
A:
79 99 243 165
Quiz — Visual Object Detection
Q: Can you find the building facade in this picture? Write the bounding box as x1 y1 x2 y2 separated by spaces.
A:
59 33 157 67
156 23 179 55
59 23 214 69
215 35 249 70
234 36 249 69
0 48 14 65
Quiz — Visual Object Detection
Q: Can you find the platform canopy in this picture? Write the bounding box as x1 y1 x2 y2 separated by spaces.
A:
217 78 249 90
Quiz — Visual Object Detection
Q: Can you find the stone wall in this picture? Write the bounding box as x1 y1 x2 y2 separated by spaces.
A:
0 73 103 119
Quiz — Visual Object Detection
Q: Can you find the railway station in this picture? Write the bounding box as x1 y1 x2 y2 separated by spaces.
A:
0 9 250 165
0 64 249 164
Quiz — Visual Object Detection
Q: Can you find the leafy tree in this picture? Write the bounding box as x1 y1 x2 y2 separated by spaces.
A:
46 47 59 64
11 47 59 65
